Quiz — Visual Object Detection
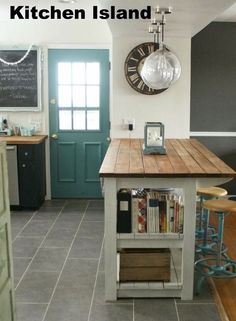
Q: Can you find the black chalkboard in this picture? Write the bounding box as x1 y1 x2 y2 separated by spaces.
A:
0 49 40 110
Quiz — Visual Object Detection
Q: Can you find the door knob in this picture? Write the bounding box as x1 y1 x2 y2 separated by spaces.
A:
107 137 111 142
51 134 58 140
50 98 56 104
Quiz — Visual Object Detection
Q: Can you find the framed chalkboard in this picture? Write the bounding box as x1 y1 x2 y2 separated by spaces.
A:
0 47 42 111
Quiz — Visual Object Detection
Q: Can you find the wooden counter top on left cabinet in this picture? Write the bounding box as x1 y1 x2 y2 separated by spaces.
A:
0 135 48 145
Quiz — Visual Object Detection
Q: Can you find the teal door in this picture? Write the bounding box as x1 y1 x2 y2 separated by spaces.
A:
48 49 110 198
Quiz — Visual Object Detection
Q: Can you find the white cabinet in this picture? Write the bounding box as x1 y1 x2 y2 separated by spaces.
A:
0 142 15 321
103 176 230 301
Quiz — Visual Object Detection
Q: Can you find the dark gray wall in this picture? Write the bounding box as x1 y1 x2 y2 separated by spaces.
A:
191 22 236 132
190 136 236 194
191 22 236 195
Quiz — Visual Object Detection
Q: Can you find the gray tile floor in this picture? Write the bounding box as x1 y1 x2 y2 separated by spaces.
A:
11 199 221 321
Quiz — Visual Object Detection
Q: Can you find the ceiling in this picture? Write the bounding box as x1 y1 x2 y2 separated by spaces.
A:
0 0 236 38
216 2 236 21
98 0 236 37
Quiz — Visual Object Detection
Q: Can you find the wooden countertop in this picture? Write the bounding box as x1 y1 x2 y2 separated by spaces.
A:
99 138 236 178
0 135 48 145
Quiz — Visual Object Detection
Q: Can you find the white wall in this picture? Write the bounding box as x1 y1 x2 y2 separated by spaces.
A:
111 36 191 139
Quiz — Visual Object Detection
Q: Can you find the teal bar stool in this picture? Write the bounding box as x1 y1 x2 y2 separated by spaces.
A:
195 199 236 294
195 187 227 254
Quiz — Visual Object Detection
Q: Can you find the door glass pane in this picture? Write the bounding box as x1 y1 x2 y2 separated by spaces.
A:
73 110 86 130
58 62 71 84
59 110 72 130
87 63 100 84
87 110 99 130
58 85 71 107
73 85 85 107
87 85 99 107
72 63 85 84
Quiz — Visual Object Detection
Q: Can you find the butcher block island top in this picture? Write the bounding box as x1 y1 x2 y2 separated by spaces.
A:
0 135 47 145
99 138 236 178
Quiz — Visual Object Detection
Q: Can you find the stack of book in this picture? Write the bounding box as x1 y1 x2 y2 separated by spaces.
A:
117 189 184 234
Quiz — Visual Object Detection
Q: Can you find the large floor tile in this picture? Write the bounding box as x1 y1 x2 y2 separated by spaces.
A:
19 220 54 237
93 272 128 305
11 228 23 240
44 286 92 321
56 212 83 225
13 237 43 258
177 303 220 321
11 210 35 218
61 208 86 215
10 211 35 230
83 209 104 222
16 271 59 303
29 247 68 272
13 258 31 285
77 221 104 239
69 237 103 259
41 200 66 207
88 200 104 210
63 200 88 212
16 302 47 321
32 208 61 221
42 227 76 248
58 258 98 288
90 303 133 321
134 299 178 321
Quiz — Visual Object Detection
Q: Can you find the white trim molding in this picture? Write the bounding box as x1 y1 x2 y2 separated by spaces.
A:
190 132 236 137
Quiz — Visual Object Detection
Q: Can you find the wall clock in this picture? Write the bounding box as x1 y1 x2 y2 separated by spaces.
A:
124 42 167 95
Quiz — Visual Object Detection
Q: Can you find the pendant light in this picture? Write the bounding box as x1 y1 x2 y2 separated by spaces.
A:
141 8 181 90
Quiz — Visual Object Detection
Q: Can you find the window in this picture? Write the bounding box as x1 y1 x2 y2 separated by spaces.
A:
57 62 100 130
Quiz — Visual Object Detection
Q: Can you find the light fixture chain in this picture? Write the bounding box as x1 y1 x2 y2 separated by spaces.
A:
161 12 165 44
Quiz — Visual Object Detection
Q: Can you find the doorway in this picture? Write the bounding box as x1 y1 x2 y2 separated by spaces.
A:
48 49 110 198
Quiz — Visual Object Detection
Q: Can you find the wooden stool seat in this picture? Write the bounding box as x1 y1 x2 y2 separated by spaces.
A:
197 187 227 198
203 199 236 213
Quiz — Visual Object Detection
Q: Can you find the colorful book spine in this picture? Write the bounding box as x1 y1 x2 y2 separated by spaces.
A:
118 188 184 235
132 197 147 233
169 196 175 233
147 193 159 233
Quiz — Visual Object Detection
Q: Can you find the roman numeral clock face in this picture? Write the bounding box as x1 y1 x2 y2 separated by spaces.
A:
124 42 167 95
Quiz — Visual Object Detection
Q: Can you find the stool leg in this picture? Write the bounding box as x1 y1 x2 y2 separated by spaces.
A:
216 212 224 267
202 207 209 248
198 195 204 234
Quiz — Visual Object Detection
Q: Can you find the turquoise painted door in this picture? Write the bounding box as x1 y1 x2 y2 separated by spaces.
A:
48 49 109 198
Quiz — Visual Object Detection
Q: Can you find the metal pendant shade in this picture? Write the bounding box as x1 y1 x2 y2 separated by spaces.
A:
141 8 181 90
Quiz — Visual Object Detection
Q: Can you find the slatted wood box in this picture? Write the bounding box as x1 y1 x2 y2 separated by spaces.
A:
119 248 170 282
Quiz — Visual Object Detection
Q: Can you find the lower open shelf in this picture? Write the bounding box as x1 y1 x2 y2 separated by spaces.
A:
116 248 182 298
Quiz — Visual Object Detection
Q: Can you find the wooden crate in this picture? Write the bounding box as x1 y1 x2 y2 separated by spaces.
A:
119 248 170 282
